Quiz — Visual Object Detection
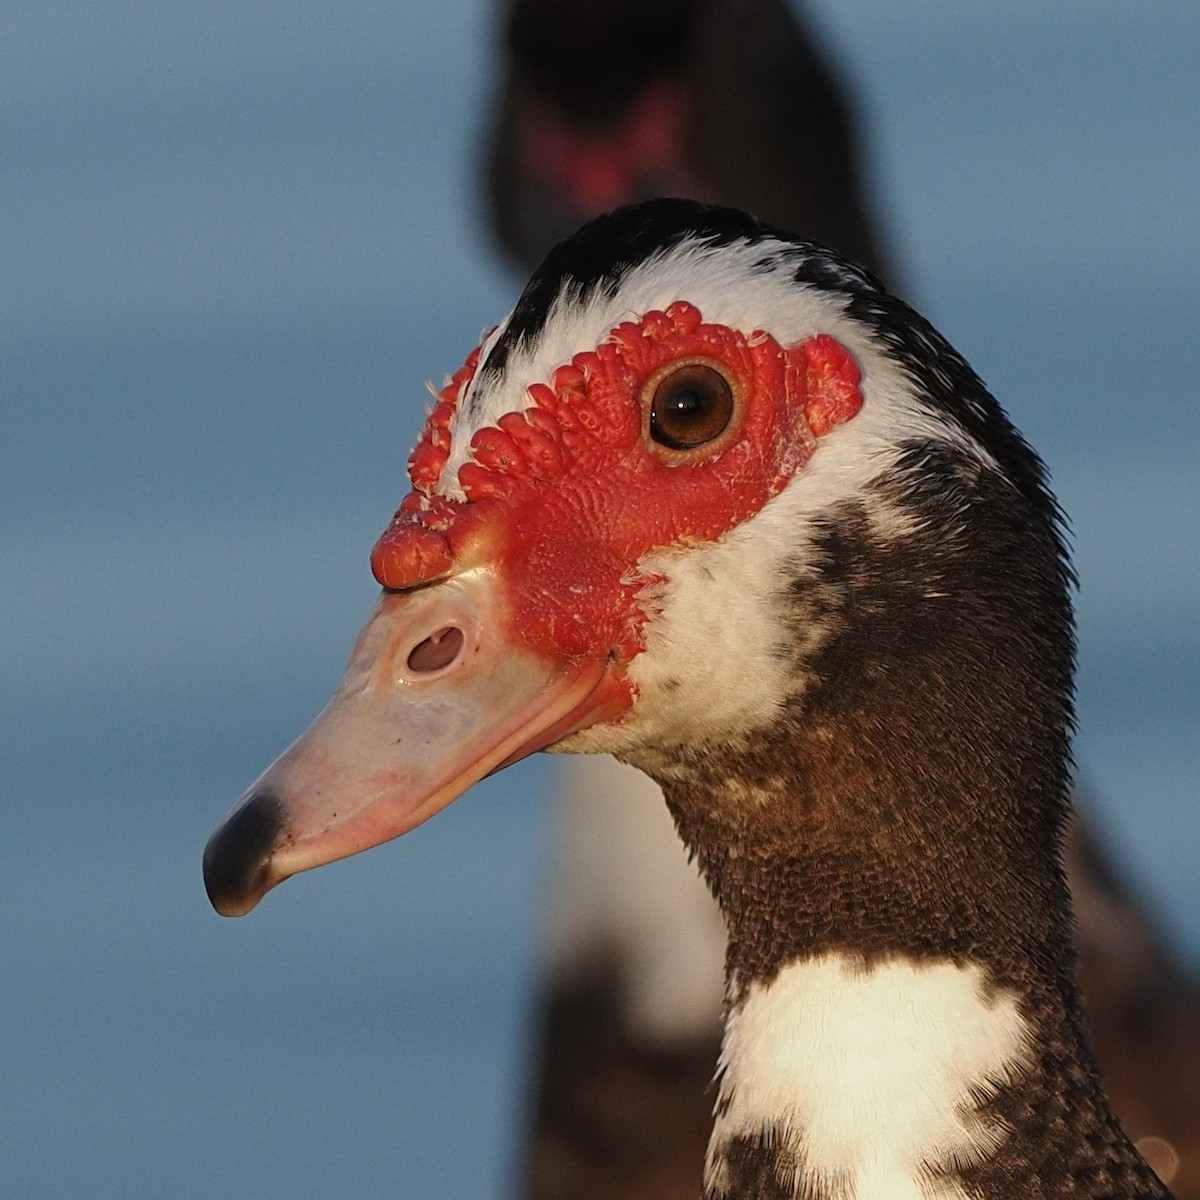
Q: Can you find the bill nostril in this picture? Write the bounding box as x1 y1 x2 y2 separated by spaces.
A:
407 625 465 673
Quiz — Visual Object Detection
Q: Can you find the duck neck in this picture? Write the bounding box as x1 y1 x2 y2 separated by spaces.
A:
655 758 1165 1200
636 462 1163 1196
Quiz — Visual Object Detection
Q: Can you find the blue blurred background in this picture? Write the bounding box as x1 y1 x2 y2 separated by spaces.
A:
2 2 1197 1195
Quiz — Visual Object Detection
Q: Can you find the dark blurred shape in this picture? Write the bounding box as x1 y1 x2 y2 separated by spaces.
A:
486 0 891 282
480 3 1200 1197
527 959 715 1200
1070 816 1200 1198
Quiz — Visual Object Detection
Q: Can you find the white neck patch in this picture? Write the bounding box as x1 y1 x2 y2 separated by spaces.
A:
706 954 1030 1200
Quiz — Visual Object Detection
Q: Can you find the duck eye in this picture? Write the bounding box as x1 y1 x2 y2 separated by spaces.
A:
649 363 735 450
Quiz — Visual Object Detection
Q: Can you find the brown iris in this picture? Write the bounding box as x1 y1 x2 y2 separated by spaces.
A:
648 362 736 451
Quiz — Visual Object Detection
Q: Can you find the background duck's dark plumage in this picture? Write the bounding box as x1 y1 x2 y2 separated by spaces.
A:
483 3 1200 1197
486 0 891 284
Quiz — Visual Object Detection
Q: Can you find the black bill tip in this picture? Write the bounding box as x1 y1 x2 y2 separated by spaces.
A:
203 790 285 917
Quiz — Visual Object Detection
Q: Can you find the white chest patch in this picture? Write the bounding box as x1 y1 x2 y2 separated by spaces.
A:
706 954 1030 1200
543 754 726 1047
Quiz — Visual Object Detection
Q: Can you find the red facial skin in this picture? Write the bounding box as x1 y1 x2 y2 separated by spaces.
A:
371 301 863 698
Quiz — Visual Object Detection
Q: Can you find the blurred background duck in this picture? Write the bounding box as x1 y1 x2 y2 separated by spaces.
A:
480 2 1200 1196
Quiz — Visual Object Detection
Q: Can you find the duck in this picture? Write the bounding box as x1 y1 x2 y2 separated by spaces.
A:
204 198 1174 1199
486 0 892 290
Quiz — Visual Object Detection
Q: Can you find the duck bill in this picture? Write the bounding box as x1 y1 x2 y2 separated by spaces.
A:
203 569 624 917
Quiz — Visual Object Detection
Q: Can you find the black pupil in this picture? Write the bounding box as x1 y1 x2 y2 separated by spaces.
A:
665 387 705 420
650 365 733 450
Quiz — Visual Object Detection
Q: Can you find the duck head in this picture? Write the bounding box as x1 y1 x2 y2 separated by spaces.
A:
203 198 1062 919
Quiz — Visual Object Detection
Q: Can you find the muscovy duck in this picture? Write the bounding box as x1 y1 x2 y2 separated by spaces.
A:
204 199 1172 1199
487 0 891 286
